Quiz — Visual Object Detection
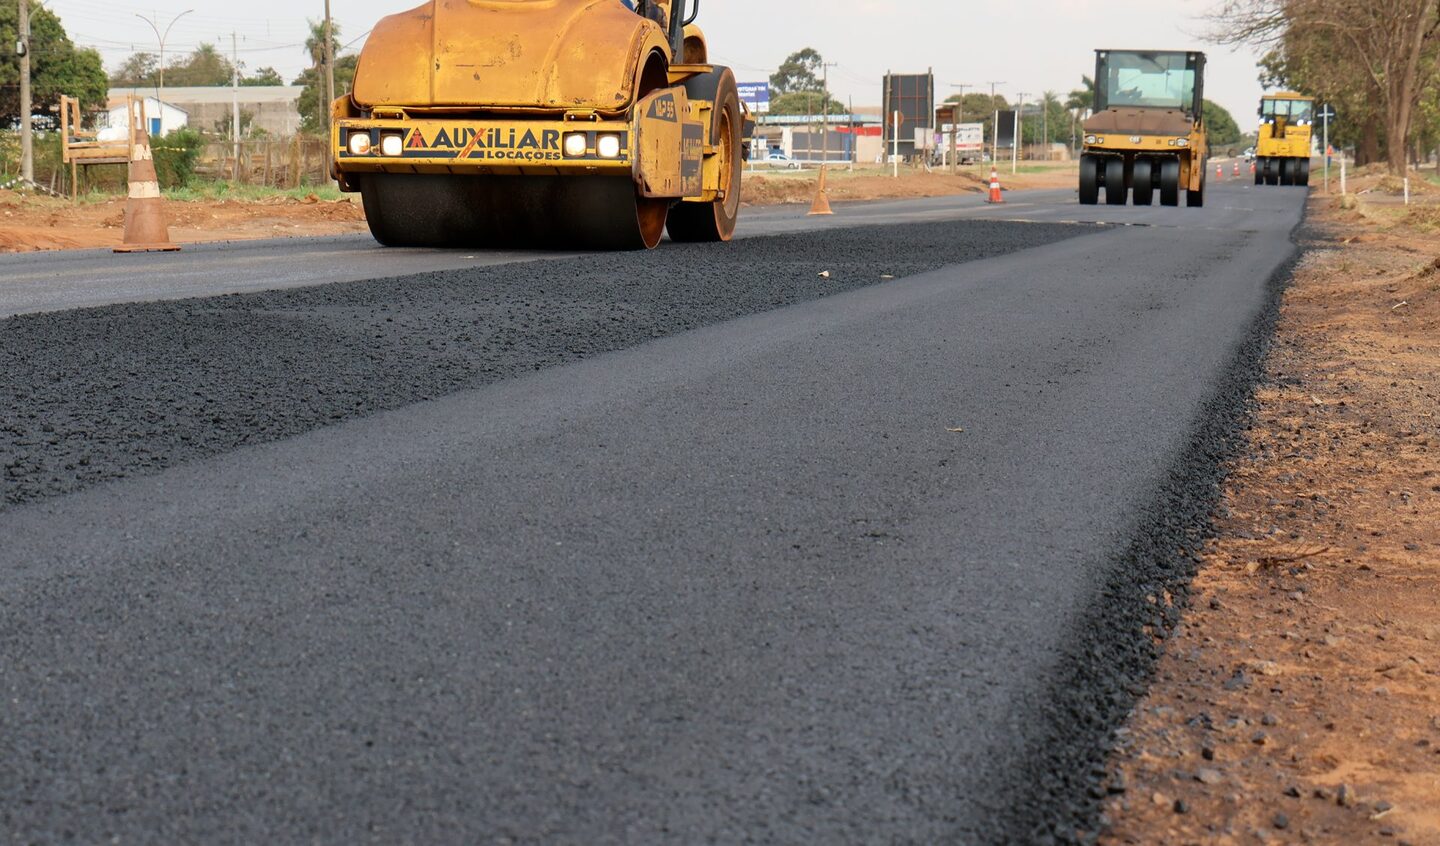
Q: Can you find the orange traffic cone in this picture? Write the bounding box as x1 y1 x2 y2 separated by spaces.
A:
986 168 1004 203
1233 161 1240 177
114 120 179 253
807 165 834 216
1216 162 1224 180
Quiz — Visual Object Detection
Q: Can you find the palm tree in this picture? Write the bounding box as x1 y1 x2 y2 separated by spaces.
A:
304 20 342 131
305 19 340 72
1065 75 1094 115
1040 90 1059 145
1065 76 1095 154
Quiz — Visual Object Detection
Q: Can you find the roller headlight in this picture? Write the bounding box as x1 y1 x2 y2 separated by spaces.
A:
596 134 622 158
563 132 588 157
1174 138 1189 147
347 131 371 155
379 133 404 157
1084 134 1097 144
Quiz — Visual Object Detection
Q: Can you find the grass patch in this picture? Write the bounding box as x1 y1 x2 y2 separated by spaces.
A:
163 182 346 202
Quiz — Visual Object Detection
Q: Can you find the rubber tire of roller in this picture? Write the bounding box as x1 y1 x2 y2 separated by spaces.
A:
667 66 742 243
1131 157 1154 205
1186 163 1205 207
1104 157 1127 205
1159 157 1181 206
1078 154 1099 205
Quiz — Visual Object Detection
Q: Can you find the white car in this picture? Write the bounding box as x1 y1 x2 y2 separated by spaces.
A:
760 151 801 169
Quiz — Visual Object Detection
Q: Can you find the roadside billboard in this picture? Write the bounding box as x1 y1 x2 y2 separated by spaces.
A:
737 82 770 114
935 122 984 153
995 110 1016 148
882 70 934 158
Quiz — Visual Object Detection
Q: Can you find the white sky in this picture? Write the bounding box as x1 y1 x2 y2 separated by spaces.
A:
45 0 1267 120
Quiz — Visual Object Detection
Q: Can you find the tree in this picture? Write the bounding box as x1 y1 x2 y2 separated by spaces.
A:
0 4 108 123
164 43 235 87
242 67 284 87
297 19 345 132
1257 29 1386 164
110 52 160 88
1208 0 1440 174
1065 76 1094 115
305 19 340 75
767 91 846 116
1038 91 1061 144
770 48 825 95
943 92 1010 146
1203 100 1243 146
294 54 357 134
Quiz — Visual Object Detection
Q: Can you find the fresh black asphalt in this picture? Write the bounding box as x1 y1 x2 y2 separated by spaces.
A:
0 219 1092 508
0 182 1308 843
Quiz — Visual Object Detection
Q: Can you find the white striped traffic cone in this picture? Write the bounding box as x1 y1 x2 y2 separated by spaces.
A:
114 123 179 253
986 169 1004 203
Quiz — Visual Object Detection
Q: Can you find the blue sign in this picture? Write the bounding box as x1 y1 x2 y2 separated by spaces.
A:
737 82 770 114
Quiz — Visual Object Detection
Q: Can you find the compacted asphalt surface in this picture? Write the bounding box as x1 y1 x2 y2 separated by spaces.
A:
0 181 1308 843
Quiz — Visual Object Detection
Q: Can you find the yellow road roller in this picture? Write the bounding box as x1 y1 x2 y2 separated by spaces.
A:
1254 92 1314 187
1079 49 1207 207
331 0 747 249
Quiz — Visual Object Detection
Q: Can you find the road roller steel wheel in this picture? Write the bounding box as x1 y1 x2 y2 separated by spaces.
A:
1159 157 1180 206
1298 158 1311 187
1078 154 1099 205
1104 157 1127 205
360 173 667 250
1131 158 1154 205
1280 158 1295 186
667 67 742 243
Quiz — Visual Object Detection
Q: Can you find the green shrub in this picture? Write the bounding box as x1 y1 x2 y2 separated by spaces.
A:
152 127 205 188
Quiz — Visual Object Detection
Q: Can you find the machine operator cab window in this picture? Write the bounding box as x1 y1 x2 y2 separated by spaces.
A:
1095 50 1205 116
620 0 670 30
1260 97 1315 125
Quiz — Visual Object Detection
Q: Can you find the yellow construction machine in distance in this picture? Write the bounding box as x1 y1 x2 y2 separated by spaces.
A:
330 0 747 250
1254 93 1314 186
1079 49 1207 207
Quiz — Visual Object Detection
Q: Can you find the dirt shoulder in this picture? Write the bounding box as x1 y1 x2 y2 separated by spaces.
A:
1101 175 1440 845
0 189 369 252
0 163 1077 254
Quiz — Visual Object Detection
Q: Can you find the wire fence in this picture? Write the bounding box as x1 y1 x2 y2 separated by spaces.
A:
0 131 334 196
193 138 333 187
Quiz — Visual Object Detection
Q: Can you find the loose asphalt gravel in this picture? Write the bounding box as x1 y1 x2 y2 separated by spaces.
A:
0 185 1309 844
0 220 1094 509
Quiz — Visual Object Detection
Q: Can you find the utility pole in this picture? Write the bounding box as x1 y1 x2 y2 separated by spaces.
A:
1322 102 1332 193
323 0 337 180
847 94 854 169
18 0 32 183
987 81 1004 167
230 31 241 181
1014 91 1028 174
819 61 836 167
1041 97 1048 157
135 9 194 107
949 83 970 174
